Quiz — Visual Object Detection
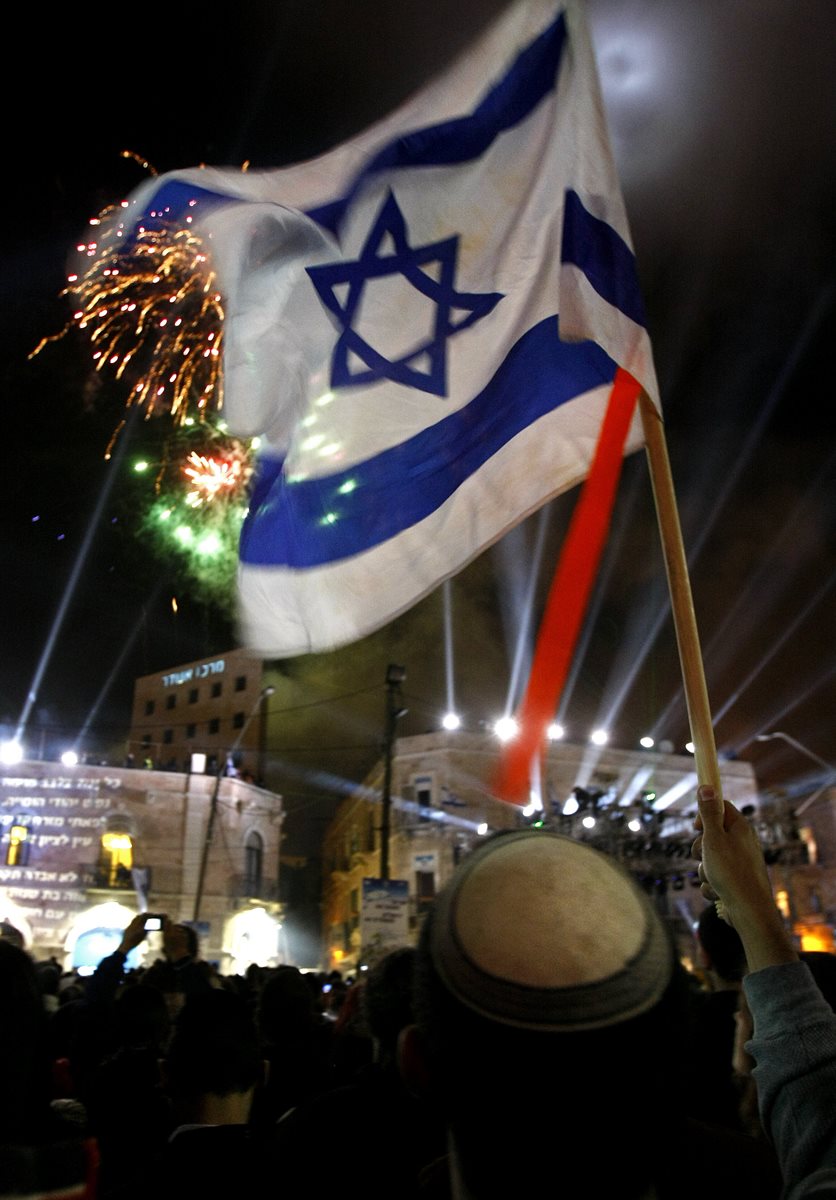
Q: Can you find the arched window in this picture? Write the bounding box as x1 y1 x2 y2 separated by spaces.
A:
244 830 264 896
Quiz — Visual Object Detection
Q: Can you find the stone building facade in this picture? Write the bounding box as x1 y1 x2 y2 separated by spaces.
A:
321 731 764 973
0 759 285 974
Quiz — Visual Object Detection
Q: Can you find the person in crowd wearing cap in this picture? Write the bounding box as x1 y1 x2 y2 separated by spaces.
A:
401 827 783 1199
694 784 836 1198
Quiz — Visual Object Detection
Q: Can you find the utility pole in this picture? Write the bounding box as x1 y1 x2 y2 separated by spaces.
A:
380 665 407 881
193 684 275 922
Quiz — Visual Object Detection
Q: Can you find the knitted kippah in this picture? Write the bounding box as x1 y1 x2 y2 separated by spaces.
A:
430 829 673 1032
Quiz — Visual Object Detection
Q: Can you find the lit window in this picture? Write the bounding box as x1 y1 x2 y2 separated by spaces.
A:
100 831 133 886
6 822 29 866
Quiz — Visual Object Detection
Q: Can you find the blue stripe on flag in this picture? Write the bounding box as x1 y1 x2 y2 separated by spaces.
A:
560 189 647 327
123 180 232 236
306 12 568 237
239 315 617 568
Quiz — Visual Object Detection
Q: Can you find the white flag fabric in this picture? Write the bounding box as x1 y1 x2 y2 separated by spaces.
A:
116 0 658 657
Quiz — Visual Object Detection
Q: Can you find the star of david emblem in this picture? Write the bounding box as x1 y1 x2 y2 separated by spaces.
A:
306 190 503 397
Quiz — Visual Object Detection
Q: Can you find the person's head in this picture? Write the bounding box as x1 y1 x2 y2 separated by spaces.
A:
257 965 321 1043
0 920 25 951
0 940 53 1139
696 901 746 986
363 946 416 1067
405 829 685 1196
163 989 263 1124
113 981 171 1053
163 921 199 963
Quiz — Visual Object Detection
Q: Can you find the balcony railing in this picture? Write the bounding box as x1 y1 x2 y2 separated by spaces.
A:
79 865 134 891
227 872 279 902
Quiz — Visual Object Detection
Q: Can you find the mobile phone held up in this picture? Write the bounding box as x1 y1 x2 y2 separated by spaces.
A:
144 914 165 931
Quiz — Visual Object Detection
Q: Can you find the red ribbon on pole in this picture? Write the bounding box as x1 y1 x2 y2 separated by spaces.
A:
493 367 643 805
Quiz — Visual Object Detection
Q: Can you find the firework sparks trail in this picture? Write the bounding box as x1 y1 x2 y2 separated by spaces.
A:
32 193 225 429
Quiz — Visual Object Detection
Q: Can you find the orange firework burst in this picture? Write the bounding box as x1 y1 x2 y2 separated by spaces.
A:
183 448 248 506
32 168 224 436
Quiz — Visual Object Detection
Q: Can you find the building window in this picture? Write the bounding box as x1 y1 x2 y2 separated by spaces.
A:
6 822 29 866
234 675 247 692
211 682 222 699
144 700 155 717
141 733 151 748
208 718 220 735
244 831 263 896
186 723 196 739
416 870 436 912
165 695 176 711
233 711 245 730
162 729 173 745
188 688 199 704
100 831 133 887
415 775 434 823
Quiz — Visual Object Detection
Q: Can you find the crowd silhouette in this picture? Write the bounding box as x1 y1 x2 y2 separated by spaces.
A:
3 784 836 1199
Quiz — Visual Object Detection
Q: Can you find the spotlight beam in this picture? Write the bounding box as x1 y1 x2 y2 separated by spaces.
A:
15 403 145 742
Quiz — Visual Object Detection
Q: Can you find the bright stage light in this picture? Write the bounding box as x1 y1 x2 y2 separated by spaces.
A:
590 729 609 746
639 736 655 749
685 742 695 755
477 823 489 836
493 716 518 742
628 818 642 833
562 795 579 816
442 711 461 731
546 723 565 741
0 740 23 766
581 815 596 829
61 750 79 766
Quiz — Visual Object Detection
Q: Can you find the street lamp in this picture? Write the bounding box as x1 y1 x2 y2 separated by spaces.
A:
756 731 834 773
380 665 407 882
756 731 836 817
193 684 276 923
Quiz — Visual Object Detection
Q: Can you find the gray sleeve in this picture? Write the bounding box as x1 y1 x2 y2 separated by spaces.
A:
744 961 836 1197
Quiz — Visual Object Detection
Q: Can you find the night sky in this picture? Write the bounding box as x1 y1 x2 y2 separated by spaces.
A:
2 1 834 852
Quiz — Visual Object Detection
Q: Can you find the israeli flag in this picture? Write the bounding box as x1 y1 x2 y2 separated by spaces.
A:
118 0 657 657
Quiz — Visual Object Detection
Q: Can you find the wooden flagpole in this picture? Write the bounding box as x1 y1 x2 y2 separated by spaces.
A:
638 391 722 796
